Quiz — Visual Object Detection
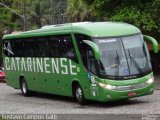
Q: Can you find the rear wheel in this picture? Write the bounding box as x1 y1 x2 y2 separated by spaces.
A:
74 84 86 105
20 79 31 96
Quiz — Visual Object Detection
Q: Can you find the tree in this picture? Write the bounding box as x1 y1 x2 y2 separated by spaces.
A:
83 0 160 39
0 0 69 65
66 0 93 22
0 0 15 66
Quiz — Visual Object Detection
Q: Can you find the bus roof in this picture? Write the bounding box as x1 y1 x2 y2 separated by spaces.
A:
3 22 141 39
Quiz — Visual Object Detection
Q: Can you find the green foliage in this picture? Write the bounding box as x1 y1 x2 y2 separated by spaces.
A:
0 0 46 65
0 0 68 65
66 0 93 22
82 0 160 39
110 7 158 31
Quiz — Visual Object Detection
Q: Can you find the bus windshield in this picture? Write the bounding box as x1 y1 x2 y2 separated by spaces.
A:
94 34 152 80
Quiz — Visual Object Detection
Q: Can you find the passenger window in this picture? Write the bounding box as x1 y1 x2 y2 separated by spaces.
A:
48 36 60 57
3 41 14 57
48 35 78 62
3 35 78 63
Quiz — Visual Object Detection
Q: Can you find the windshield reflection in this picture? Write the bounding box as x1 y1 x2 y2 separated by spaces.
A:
94 34 152 80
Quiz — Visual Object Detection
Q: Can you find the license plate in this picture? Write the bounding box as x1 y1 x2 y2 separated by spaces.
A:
128 92 137 97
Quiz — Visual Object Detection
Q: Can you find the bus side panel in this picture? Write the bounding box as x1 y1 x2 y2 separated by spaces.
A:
5 70 20 89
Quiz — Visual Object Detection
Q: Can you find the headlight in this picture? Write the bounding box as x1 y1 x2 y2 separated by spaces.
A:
146 77 154 84
99 82 116 90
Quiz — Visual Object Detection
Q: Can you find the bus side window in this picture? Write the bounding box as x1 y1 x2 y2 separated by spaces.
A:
3 39 26 57
24 38 36 57
3 41 14 57
48 36 60 57
62 37 74 57
47 35 78 63
36 37 47 57
86 49 96 74
75 34 97 74
12 40 22 57
59 35 78 63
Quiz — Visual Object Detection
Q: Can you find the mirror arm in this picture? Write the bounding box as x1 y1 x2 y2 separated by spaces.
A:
83 40 100 60
143 35 158 53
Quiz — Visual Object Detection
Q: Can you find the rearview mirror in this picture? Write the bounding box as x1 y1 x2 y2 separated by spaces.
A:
83 40 100 60
143 35 158 53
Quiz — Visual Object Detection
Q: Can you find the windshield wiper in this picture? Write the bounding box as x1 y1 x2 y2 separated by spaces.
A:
115 50 120 77
128 50 143 75
142 43 147 58
142 43 150 69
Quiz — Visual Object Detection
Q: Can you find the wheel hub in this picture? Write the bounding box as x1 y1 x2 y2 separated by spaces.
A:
22 82 27 94
76 88 82 100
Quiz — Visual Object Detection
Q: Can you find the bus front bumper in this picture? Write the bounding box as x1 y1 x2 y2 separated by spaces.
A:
96 83 155 102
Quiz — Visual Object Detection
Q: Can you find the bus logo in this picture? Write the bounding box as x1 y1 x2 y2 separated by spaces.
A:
130 85 135 89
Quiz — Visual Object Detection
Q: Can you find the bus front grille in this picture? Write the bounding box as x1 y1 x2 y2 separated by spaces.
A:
112 83 149 91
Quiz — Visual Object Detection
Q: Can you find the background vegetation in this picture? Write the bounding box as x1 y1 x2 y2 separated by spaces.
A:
0 0 160 65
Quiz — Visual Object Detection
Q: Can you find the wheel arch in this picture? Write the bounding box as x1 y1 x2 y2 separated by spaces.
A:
19 74 26 89
19 75 24 84
72 80 80 97
72 80 87 105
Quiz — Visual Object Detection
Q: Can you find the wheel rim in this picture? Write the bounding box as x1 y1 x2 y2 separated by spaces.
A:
76 87 82 100
22 82 27 94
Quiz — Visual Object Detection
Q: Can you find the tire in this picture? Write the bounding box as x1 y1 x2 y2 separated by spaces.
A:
74 84 86 105
20 79 31 96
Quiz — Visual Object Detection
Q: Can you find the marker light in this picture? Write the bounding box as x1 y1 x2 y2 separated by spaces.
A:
98 82 116 90
146 77 154 84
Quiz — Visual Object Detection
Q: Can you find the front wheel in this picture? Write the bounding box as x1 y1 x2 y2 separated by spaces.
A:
20 79 31 96
74 85 86 105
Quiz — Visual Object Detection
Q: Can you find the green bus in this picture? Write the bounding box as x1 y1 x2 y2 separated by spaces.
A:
3 22 158 105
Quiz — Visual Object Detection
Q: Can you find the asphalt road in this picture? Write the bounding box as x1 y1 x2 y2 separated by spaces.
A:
0 83 160 116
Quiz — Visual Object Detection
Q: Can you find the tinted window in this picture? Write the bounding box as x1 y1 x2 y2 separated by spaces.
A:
75 34 97 74
3 35 78 63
